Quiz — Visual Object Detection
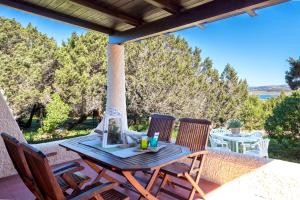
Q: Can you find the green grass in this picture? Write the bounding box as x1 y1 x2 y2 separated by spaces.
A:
23 118 97 144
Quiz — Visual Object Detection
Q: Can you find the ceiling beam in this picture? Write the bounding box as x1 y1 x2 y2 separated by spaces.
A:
70 0 143 27
110 0 288 44
0 0 114 34
144 0 182 14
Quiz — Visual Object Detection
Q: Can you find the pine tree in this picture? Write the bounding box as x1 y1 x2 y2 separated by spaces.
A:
285 57 300 90
54 31 108 126
0 18 58 122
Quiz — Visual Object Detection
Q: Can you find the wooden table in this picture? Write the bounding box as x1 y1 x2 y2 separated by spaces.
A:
60 135 191 200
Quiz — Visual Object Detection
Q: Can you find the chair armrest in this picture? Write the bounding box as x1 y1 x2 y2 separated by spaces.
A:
188 150 208 158
45 152 57 157
68 182 118 200
52 161 81 175
53 165 84 176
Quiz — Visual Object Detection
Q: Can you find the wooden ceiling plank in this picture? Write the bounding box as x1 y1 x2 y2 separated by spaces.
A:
110 0 288 44
70 0 143 27
0 0 114 34
144 0 182 14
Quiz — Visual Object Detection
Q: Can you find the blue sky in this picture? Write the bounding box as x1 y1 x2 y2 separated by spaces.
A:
0 1 299 86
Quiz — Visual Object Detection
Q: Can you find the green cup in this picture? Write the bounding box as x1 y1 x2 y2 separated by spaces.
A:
140 135 148 150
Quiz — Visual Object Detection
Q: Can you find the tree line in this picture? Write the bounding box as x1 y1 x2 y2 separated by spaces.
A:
1 17 299 139
0 17 249 133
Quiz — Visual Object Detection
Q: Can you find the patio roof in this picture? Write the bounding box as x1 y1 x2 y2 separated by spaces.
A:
0 0 288 43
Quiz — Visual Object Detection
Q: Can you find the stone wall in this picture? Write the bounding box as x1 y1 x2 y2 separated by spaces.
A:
33 140 80 165
203 149 300 200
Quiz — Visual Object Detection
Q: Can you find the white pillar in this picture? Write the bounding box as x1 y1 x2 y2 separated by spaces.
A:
105 44 128 130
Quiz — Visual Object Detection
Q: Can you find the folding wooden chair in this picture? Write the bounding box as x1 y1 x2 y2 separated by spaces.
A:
1 133 90 198
147 114 176 142
21 142 129 200
140 114 176 176
156 118 212 200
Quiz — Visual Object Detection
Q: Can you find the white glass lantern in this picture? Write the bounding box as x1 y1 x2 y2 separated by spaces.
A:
102 108 126 148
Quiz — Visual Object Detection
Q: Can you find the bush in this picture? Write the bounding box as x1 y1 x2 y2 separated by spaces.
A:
240 96 266 130
240 95 282 131
38 93 70 137
228 119 242 128
265 92 300 138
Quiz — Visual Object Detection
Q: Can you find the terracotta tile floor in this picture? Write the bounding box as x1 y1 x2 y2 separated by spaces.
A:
0 159 219 200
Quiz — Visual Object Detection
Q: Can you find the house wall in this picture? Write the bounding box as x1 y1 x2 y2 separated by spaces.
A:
0 92 27 178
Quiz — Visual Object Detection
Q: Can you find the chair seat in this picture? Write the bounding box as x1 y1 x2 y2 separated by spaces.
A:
52 161 80 174
69 182 129 200
101 188 129 200
161 162 191 177
57 172 90 191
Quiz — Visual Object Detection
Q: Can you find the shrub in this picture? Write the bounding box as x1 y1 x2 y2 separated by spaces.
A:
240 95 283 131
38 93 70 137
240 96 266 130
228 119 242 128
265 92 300 138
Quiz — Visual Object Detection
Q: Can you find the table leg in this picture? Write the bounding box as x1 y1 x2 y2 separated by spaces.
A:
83 158 120 184
140 169 160 200
235 141 239 153
122 170 159 200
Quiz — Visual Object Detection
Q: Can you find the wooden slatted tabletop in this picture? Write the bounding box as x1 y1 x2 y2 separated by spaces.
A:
60 134 191 171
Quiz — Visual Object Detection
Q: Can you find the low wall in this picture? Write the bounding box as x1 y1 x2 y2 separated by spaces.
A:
203 148 300 200
33 140 80 165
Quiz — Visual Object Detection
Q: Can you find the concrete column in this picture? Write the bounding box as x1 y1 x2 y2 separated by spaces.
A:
105 44 128 130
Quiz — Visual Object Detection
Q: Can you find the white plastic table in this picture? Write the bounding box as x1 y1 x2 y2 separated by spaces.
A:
211 132 261 153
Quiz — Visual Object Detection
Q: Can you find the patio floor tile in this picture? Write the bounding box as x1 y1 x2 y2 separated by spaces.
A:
0 159 219 199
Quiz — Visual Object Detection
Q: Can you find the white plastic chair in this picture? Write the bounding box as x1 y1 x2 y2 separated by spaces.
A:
209 135 230 151
241 132 264 152
251 132 263 138
244 138 270 158
211 128 228 135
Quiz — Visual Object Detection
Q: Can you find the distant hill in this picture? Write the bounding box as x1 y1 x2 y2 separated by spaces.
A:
249 85 291 92
249 85 291 99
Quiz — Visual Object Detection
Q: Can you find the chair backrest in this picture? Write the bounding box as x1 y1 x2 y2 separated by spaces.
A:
258 138 270 157
209 136 218 148
1 133 34 188
147 114 176 142
176 118 212 151
21 143 65 200
211 128 227 135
